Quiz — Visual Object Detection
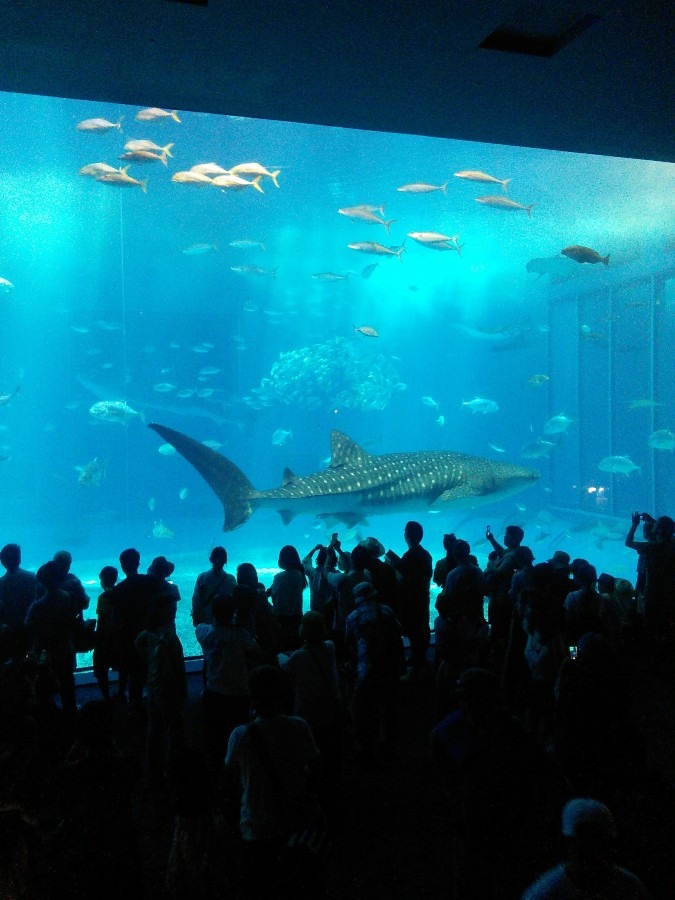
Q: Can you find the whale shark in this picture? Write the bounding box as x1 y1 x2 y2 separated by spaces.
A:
148 424 539 531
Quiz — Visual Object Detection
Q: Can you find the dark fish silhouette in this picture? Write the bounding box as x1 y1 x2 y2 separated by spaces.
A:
148 424 539 532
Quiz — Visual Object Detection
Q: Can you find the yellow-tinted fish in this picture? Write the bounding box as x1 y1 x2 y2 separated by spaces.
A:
96 167 147 193
408 232 462 254
79 162 124 177
124 139 174 155
171 171 213 186
229 163 280 187
454 170 511 191
190 162 230 176
119 145 173 166
338 206 395 233
212 174 264 193
561 245 610 266
397 182 447 193
475 195 533 216
135 107 181 123
527 374 550 386
353 325 379 337
76 117 123 132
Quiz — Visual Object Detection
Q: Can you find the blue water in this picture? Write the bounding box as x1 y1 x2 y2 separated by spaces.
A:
0 91 673 659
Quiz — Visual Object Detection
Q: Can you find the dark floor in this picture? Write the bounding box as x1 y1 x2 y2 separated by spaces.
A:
71 646 675 900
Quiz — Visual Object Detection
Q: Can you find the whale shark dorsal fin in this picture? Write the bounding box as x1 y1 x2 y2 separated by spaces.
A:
329 431 370 468
282 467 297 486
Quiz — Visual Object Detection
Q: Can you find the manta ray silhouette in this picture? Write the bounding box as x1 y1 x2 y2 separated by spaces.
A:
148 424 539 531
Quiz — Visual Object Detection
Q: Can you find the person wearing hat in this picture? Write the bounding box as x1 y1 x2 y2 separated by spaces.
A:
523 797 650 897
358 536 400 615
344 580 405 766
148 555 180 623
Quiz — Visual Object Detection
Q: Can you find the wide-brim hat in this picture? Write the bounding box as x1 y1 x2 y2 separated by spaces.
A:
548 550 571 570
353 580 378 602
358 537 386 558
149 555 175 578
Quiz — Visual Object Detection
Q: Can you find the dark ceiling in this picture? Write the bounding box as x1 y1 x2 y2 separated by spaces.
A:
1 0 673 162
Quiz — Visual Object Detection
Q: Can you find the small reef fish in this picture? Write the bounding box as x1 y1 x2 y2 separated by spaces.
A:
462 397 499 414
79 162 124 178
176 389 195 398
229 163 280 187
598 455 640 475
436 416 445 426
152 520 175 539
212 174 264 193
338 206 395 233
135 108 181 123
76 457 106 486
158 443 177 456
196 388 215 398
172 171 213 186
543 414 573 434
527 374 550 386
153 383 176 393
489 444 506 453
520 440 556 459
124 139 173 155
562 245 610 266
408 232 462 253
272 428 292 446
421 396 439 408
312 272 349 281
0 277 14 292
96 167 147 192
347 241 405 260
179 488 189 500
229 239 266 250
454 170 511 191
648 429 675 450
353 326 379 337
191 162 229 176
202 439 224 450
199 367 221 376
148 497 156 511
475 195 533 216
76 117 123 132
89 400 142 424
397 182 447 194
183 243 218 255
0 386 20 407
119 147 173 165
231 265 277 277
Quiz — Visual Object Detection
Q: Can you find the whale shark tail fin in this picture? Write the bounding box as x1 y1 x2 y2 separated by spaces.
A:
148 423 254 531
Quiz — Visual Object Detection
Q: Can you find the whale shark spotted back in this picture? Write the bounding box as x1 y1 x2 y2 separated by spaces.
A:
148 423 539 531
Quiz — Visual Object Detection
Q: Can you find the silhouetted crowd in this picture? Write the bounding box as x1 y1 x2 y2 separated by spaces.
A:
0 510 673 897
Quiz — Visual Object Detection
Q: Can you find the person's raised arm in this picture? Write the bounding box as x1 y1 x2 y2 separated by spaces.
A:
625 511 642 550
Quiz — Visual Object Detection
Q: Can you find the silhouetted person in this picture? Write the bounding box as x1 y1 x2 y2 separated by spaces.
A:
387 520 432 677
192 546 236 627
523 797 650 898
110 548 161 714
0 543 38 660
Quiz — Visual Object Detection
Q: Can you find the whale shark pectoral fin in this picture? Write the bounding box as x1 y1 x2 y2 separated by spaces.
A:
435 485 476 504
279 509 296 525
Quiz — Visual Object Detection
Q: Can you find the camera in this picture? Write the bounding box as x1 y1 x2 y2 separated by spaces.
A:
569 645 578 660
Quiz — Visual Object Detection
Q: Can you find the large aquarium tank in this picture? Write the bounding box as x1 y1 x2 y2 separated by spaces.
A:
1 91 673 662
